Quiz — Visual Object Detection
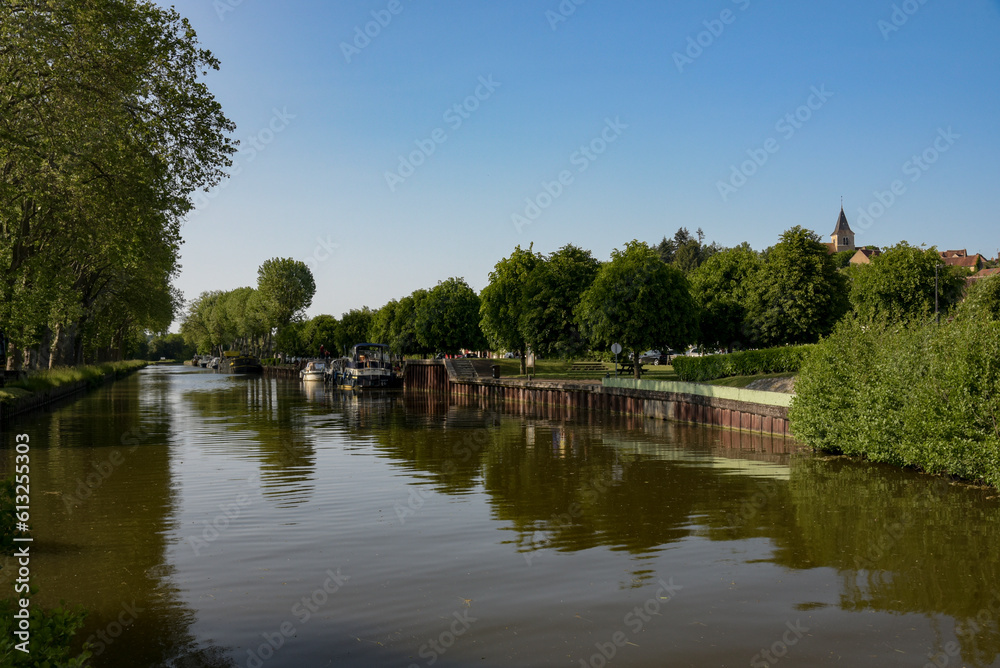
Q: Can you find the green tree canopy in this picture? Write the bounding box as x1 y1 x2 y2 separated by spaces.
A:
256 258 316 327
656 228 720 273
744 226 849 346
689 243 762 350
336 308 375 354
849 242 966 323
1 0 235 368
520 244 601 359
576 241 698 377
479 245 542 373
417 278 486 354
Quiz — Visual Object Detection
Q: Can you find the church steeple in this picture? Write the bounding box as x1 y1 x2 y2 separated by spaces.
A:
831 205 855 252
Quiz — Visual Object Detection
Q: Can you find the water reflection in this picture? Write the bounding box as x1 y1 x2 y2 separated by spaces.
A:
3 367 1000 667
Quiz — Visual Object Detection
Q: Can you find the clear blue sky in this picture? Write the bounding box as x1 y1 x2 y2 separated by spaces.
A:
167 0 1000 323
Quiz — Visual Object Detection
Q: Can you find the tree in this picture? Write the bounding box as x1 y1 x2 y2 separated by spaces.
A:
520 245 601 359
479 245 541 373
393 290 433 357
275 322 308 357
336 308 374 354
850 243 966 323
689 243 762 350
576 241 698 377
656 228 719 273
305 315 340 356
256 258 316 328
416 278 486 354
744 226 849 346
0 0 235 367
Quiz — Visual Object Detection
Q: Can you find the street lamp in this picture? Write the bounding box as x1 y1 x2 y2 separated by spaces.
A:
935 263 940 324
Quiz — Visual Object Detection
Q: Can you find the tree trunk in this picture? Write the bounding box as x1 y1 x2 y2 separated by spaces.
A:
50 324 63 368
633 349 641 380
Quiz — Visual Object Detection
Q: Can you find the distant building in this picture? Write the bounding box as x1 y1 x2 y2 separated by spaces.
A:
850 248 881 265
969 267 1000 284
826 206 856 253
941 251 984 272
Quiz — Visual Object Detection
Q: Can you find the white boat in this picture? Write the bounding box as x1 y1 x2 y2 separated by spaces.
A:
299 360 326 382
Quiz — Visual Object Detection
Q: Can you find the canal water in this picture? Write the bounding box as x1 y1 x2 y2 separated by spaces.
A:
3 365 1000 667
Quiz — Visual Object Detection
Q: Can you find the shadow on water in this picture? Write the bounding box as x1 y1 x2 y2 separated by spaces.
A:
3 367 1000 666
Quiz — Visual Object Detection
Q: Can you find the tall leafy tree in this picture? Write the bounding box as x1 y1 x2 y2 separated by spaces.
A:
520 245 601 359
336 308 374 354
417 278 486 354
849 243 966 323
576 241 698 377
480 245 541 373
689 243 762 350
744 226 849 346
0 0 235 367
256 258 316 328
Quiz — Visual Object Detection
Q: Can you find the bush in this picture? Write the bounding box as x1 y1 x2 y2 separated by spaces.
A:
789 313 1000 487
0 597 91 667
672 344 815 382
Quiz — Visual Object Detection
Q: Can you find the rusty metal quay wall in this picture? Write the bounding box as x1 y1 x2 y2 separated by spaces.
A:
401 360 792 438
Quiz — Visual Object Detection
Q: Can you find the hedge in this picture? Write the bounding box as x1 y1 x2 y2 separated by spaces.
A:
671 344 816 382
789 309 1000 488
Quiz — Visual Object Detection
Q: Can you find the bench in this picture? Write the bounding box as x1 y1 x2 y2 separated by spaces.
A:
617 362 646 376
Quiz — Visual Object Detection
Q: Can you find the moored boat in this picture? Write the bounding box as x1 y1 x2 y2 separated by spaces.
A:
300 360 326 382
327 343 401 390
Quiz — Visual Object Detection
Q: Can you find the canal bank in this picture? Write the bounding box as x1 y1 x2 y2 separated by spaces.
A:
403 359 793 437
0 361 148 422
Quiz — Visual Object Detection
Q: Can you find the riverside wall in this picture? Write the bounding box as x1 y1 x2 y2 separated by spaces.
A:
402 360 792 437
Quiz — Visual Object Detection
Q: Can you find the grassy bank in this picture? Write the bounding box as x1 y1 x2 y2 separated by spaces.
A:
0 360 148 404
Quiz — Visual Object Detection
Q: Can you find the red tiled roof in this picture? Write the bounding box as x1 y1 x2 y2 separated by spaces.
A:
941 249 968 258
943 254 983 268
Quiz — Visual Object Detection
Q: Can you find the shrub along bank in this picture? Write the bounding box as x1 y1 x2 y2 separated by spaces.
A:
789 295 1000 487
672 345 815 382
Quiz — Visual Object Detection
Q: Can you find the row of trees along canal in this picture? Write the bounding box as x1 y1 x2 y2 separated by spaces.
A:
0 1 236 372
181 225 983 379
